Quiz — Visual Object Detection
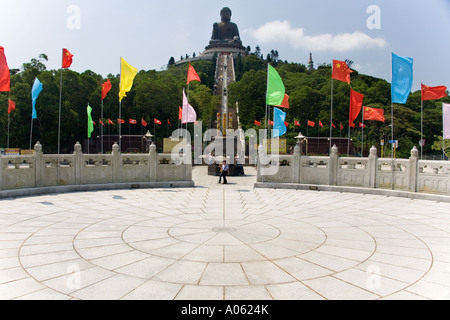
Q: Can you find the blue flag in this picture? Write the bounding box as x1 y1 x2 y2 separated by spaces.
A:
392 53 413 104
31 78 43 119
273 107 287 138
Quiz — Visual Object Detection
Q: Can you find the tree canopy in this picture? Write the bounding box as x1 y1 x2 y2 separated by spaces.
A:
1 52 449 158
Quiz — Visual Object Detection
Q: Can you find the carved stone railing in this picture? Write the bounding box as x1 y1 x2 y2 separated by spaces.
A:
0 142 193 194
257 145 450 196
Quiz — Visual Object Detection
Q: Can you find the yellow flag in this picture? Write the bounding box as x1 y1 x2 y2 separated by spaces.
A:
119 57 138 101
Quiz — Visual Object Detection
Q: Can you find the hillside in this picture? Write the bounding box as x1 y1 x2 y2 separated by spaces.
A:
1 53 449 158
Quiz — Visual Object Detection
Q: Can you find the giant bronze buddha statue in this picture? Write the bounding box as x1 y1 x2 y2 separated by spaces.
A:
207 7 245 49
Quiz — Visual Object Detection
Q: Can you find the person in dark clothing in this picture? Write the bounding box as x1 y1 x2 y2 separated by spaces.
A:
219 161 229 184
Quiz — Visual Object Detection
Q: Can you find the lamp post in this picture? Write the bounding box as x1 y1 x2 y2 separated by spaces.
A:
144 130 154 153
294 133 306 155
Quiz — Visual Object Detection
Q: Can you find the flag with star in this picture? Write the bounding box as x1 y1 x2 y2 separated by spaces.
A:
364 107 385 122
332 60 353 84
62 48 73 69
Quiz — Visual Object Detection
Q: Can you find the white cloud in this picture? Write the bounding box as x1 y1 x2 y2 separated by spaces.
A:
244 20 387 52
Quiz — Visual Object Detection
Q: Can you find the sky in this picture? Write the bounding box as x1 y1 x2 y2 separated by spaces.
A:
1 0 450 92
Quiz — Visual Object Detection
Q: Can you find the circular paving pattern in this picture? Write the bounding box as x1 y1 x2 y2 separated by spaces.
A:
1 167 450 300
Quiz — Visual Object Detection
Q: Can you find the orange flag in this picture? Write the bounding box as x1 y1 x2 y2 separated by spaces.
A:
276 94 290 109
0 46 10 92
186 63 201 84
101 79 112 100
8 99 15 114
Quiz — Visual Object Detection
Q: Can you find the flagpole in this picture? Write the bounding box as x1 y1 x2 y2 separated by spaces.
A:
101 98 104 154
56 53 64 186
361 107 365 157
7 96 10 149
119 57 122 152
443 104 446 161
330 78 334 155
29 118 33 151
347 125 351 157
421 99 424 160
391 102 395 190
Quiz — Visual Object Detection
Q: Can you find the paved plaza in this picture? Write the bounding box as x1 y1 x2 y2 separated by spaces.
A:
1 166 450 300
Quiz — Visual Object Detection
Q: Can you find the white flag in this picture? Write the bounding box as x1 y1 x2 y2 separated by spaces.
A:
443 103 450 140
182 89 197 124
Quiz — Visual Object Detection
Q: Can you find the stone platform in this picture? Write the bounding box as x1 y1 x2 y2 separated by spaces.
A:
1 167 450 300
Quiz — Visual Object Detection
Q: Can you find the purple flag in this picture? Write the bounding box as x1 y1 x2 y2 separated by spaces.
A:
444 103 450 140
182 89 197 124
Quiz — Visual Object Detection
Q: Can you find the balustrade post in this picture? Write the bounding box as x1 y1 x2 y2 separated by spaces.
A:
34 142 43 188
149 143 157 182
293 143 301 184
329 145 339 186
74 142 83 185
409 146 419 192
368 146 378 188
112 142 121 183
184 143 192 181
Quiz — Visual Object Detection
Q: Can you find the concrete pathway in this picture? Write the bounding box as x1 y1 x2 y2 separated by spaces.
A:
1 166 450 300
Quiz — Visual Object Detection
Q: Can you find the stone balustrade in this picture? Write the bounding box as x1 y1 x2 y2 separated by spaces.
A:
257 145 450 196
0 142 193 196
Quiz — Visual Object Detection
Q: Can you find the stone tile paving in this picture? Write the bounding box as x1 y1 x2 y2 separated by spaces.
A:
1 166 450 300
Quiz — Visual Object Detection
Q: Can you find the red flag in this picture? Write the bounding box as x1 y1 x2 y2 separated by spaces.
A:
364 106 385 122
8 99 15 114
0 46 10 92
99 119 105 126
308 121 315 127
340 123 344 131
421 84 447 101
332 122 336 129
154 118 162 125
269 120 274 126
255 120 261 126
118 119 125 124
129 119 137 124
187 63 201 84
108 119 115 125
62 48 73 69
294 121 301 127
284 122 289 127
359 122 366 128
101 79 112 100
332 60 352 84
168 119 172 127
349 122 356 128
276 94 290 109
319 121 323 127
179 107 183 120
141 118 148 127
350 89 364 127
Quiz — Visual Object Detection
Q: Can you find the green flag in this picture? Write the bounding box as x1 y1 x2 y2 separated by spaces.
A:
266 64 285 106
87 104 94 138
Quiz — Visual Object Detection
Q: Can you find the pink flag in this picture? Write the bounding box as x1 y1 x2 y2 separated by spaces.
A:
444 103 450 140
182 89 197 124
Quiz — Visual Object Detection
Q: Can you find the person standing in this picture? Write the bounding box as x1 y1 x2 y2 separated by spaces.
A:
219 160 229 184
